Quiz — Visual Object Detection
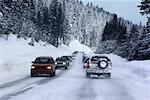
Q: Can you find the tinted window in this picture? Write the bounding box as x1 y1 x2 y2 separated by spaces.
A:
35 58 54 64
56 58 66 61
91 56 110 61
61 56 69 60
91 56 100 61
61 57 68 60
84 58 89 63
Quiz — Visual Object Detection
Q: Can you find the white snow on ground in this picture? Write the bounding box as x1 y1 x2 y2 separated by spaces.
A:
0 35 91 82
0 12 3 18
0 35 150 100
69 40 92 53
106 54 150 100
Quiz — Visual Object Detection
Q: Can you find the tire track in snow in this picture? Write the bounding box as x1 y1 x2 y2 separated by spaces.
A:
77 78 97 100
0 57 76 100
0 76 30 89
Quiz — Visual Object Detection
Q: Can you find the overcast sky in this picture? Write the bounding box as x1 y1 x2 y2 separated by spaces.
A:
82 0 147 25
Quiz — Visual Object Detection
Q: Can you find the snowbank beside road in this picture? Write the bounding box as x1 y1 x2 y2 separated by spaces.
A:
69 40 92 53
0 35 91 81
104 54 150 85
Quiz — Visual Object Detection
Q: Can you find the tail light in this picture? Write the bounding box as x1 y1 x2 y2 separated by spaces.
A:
84 63 87 66
86 62 91 68
91 61 97 64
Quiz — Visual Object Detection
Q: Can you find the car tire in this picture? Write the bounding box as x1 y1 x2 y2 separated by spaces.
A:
98 60 108 69
49 73 53 77
65 66 68 69
68 63 69 66
31 73 36 77
53 71 56 76
105 73 111 79
86 73 90 78
31 74 34 77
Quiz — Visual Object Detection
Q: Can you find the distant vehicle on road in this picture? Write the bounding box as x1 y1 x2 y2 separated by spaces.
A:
31 56 56 77
55 57 69 69
61 56 72 63
86 54 112 78
72 51 78 57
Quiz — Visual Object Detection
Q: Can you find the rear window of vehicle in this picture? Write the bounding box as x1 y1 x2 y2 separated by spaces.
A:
35 58 54 64
61 56 70 60
84 58 89 63
91 56 99 61
56 58 66 61
91 56 110 61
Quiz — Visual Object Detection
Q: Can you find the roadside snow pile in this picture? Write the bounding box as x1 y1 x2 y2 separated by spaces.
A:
69 40 92 53
106 54 150 85
0 12 3 17
0 35 90 80
125 60 150 84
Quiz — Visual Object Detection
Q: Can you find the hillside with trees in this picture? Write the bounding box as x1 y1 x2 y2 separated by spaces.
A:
96 0 149 60
0 0 149 60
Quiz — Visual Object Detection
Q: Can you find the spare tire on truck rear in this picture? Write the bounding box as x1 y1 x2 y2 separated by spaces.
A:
98 60 108 69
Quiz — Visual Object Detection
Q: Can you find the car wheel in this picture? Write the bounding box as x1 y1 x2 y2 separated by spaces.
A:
65 66 68 69
53 71 56 76
31 73 36 77
98 60 108 69
49 73 53 77
55 67 58 69
31 74 34 77
86 73 90 78
105 73 111 79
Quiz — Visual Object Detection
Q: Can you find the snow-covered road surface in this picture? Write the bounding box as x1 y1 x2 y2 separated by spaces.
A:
0 53 149 100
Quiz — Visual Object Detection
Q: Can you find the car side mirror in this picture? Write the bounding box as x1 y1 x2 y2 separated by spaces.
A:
31 61 35 63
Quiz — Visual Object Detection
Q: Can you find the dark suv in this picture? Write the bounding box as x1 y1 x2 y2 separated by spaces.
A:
55 57 69 69
31 56 56 77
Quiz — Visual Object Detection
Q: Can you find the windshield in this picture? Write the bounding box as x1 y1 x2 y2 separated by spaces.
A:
56 58 66 61
61 56 69 60
34 58 54 64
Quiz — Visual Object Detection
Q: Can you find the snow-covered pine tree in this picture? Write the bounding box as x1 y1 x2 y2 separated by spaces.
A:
128 0 150 60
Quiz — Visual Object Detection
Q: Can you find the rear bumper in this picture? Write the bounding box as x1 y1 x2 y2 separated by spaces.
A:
31 69 53 74
86 68 111 74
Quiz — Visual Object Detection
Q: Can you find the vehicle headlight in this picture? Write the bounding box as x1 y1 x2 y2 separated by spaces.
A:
63 62 66 65
55 62 57 65
47 66 52 69
31 66 35 69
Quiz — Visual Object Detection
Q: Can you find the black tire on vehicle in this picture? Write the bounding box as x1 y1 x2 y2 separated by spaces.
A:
68 63 69 66
53 71 56 76
31 73 36 77
105 73 111 79
98 60 108 69
31 74 34 77
65 66 68 69
86 73 90 78
49 73 53 77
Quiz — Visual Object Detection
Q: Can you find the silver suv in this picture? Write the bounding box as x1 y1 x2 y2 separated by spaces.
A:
86 54 112 78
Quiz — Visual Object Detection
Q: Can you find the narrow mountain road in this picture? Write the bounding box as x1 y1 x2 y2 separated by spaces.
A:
0 53 149 100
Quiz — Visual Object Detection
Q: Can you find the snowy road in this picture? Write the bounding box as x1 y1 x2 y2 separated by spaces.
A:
0 53 149 100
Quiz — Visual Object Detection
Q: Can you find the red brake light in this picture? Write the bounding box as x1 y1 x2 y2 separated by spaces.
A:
91 61 97 64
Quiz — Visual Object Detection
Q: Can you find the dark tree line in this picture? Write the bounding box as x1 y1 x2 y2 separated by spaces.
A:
98 0 150 60
0 0 69 47
102 14 127 43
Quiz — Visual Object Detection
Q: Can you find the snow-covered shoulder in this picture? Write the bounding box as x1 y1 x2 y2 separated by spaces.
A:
0 35 92 81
